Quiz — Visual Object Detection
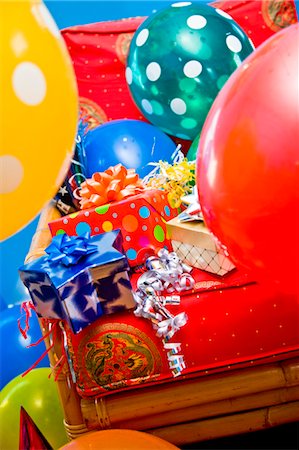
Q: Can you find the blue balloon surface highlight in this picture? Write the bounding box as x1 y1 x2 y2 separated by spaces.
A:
83 119 176 179
0 305 49 389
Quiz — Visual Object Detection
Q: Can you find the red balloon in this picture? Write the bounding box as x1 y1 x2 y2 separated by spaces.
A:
197 24 299 291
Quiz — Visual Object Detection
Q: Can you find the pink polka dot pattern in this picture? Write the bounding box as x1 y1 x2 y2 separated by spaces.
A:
139 236 150 247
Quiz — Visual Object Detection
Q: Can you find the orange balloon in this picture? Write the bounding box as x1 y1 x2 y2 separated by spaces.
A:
59 429 179 450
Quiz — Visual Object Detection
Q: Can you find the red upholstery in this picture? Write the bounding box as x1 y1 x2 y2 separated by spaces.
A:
66 267 299 398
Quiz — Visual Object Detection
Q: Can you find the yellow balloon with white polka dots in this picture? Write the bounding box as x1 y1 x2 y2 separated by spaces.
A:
0 0 78 241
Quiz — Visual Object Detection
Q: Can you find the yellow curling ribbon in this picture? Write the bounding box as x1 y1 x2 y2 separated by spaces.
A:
144 158 196 208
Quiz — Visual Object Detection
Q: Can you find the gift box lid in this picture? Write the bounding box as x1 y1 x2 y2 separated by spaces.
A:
19 230 128 289
166 215 218 252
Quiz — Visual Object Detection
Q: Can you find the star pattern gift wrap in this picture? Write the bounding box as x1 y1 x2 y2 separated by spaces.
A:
19 231 135 334
48 189 180 268
166 216 235 276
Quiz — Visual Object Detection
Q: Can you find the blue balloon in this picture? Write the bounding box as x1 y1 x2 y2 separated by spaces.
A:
0 305 50 389
0 216 39 310
83 119 177 179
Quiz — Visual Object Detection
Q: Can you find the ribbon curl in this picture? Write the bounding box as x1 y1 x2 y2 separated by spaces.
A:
179 185 204 222
134 249 193 377
79 164 144 209
143 146 195 209
45 233 97 267
139 249 194 294
163 341 186 377
156 312 188 339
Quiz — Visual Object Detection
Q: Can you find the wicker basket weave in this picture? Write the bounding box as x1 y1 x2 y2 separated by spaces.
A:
25 202 299 446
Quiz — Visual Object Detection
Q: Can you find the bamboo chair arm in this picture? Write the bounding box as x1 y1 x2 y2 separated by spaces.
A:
25 201 86 430
25 201 61 263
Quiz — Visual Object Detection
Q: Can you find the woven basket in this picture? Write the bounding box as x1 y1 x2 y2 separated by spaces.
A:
26 202 299 446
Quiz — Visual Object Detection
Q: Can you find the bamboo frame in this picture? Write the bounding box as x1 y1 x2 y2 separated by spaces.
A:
149 401 299 446
26 202 299 446
26 202 87 432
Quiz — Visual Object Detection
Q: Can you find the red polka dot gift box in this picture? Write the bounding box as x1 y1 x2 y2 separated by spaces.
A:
48 189 180 268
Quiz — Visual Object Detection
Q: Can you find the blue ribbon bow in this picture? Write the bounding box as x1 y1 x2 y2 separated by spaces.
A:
45 233 98 267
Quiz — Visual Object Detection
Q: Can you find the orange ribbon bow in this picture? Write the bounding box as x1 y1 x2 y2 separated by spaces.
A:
79 164 144 209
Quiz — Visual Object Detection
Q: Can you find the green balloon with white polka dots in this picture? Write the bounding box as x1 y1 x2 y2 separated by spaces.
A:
126 2 254 140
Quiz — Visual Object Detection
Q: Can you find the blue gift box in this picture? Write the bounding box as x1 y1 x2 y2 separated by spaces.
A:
19 230 135 334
